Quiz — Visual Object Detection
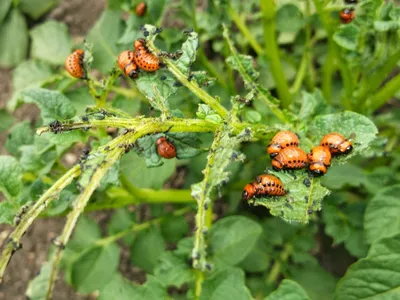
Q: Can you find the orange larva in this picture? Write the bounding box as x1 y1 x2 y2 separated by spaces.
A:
340 8 355 24
254 175 286 196
242 175 285 201
65 49 85 79
117 50 138 78
267 131 299 158
136 2 147 16
156 137 176 159
272 146 308 170
308 146 332 176
133 38 160 72
320 132 353 156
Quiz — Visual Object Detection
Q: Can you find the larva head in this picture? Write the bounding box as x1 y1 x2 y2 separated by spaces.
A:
242 183 256 201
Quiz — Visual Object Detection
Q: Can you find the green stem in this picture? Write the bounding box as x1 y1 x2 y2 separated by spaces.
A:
266 243 292 285
355 49 400 109
163 59 228 118
367 73 400 112
46 147 123 299
0 166 81 283
322 40 336 103
147 41 228 119
95 207 192 246
228 5 264 56
261 0 292 109
338 57 353 110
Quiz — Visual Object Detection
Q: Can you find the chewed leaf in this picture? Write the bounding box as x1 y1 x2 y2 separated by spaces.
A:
226 54 259 85
252 170 330 224
175 30 199 76
135 70 177 108
307 111 378 163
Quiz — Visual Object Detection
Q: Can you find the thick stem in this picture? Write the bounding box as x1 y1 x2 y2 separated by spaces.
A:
261 0 292 109
322 40 336 103
228 5 264 56
367 73 400 112
266 243 292 285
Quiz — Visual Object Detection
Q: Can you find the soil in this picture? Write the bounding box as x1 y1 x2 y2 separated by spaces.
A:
0 0 105 299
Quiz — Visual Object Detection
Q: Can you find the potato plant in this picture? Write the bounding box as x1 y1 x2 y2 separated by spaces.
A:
0 0 399 299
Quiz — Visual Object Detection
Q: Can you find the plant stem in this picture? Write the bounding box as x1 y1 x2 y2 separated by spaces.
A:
266 243 292 285
0 166 81 283
46 147 123 299
261 0 292 109
228 5 264 56
163 58 229 118
367 72 400 112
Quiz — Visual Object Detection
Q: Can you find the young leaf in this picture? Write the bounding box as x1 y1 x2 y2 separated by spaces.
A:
335 233 400 300
307 111 378 164
196 104 223 124
130 226 165 273
200 267 253 300
174 30 199 75
0 9 28 67
253 170 330 224
30 20 72 65
19 0 59 20
364 185 400 244
276 4 305 33
265 279 310 300
71 243 120 293
21 88 76 123
209 216 262 267
0 155 23 200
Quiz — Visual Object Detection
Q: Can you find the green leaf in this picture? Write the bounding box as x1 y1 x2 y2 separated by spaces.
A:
121 151 176 189
19 0 59 20
336 233 400 300
374 20 399 32
160 215 189 243
108 208 135 245
239 237 271 273
244 109 262 124
333 24 360 51
118 15 142 45
265 279 310 300
200 267 253 300
308 111 378 163
253 170 330 223
0 0 11 24
130 226 165 273
30 20 72 65
25 262 51 300
226 54 259 88
0 109 14 132
364 185 400 244
289 264 336 300
276 4 304 33
322 199 351 245
175 30 199 75
68 216 102 252
0 201 18 224
8 60 54 110
209 216 262 267
196 104 223 124
86 10 123 73
99 273 140 300
71 243 120 293
0 9 28 67
321 164 366 190
154 252 194 287
21 88 76 123
0 155 23 200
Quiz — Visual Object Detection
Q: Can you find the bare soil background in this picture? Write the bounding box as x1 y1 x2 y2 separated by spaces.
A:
0 1 105 299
